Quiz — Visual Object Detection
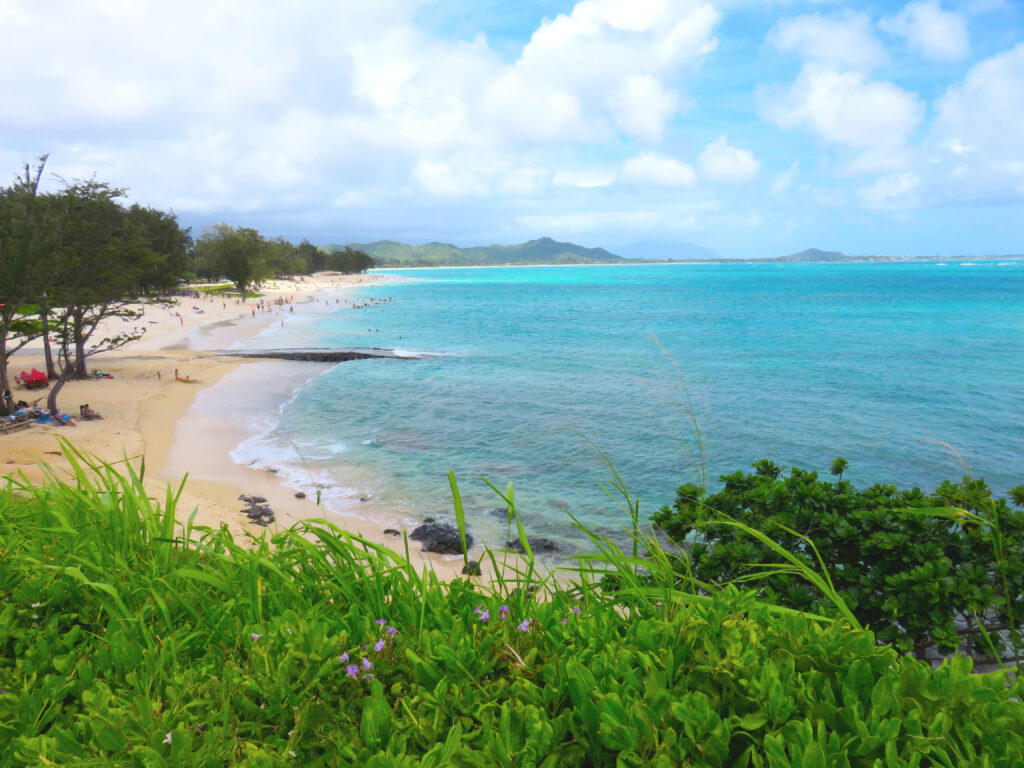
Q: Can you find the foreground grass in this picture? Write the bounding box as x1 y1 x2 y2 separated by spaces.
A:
1 450 1023 766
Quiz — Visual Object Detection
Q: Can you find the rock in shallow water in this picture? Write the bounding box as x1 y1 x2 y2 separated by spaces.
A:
410 522 473 555
462 560 482 576
506 537 561 554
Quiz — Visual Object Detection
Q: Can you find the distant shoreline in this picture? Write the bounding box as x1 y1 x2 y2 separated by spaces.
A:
373 256 1024 270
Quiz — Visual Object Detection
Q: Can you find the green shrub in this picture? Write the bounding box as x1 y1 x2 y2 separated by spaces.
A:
2 448 1023 766
652 461 1024 661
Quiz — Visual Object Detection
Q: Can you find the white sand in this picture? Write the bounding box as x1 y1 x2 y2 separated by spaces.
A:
0 273 482 579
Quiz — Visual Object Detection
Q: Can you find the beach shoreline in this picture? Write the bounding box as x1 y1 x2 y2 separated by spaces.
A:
0 272 470 579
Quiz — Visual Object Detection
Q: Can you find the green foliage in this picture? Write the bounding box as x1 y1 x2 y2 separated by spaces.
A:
652 462 1024 661
194 224 271 292
2 447 1023 766
193 227 330 286
297 239 325 272
323 246 374 274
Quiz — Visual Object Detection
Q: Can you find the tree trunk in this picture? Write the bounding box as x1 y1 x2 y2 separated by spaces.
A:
0 336 10 417
73 311 88 379
45 370 70 415
40 296 57 380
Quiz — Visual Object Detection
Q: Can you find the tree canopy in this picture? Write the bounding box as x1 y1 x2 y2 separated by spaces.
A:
652 461 1024 662
0 158 372 415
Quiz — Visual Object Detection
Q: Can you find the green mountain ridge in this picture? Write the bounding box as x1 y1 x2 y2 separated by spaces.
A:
323 239 1024 266
323 237 626 267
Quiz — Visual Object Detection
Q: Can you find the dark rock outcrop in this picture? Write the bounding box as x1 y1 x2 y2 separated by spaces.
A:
383 529 401 537
506 537 561 554
227 348 420 363
239 495 275 526
410 522 472 555
462 560 482 576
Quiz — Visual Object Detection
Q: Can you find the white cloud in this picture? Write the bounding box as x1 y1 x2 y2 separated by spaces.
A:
331 191 366 208
482 71 590 144
769 12 889 69
509 0 719 142
518 210 684 234
0 0 722 220
697 136 760 183
608 75 680 142
927 43 1024 202
497 166 552 196
412 159 489 197
553 168 617 188
518 0 719 93
770 162 799 198
619 152 698 186
857 172 920 210
759 65 924 160
880 2 969 62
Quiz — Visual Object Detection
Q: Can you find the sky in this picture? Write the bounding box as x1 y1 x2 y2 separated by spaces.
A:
1 0 1021 259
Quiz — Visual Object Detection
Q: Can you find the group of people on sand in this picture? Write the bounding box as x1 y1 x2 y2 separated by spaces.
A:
2 401 100 427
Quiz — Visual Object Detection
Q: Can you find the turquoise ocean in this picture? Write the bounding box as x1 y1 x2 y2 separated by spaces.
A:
211 261 1024 550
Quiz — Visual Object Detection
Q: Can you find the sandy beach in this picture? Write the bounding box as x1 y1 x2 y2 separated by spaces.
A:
0 273 472 578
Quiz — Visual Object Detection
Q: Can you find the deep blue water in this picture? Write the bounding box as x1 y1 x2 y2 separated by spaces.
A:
233 262 1024 548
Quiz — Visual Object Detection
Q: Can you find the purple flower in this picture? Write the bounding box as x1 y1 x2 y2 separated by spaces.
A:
516 619 531 632
385 626 399 636
375 618 387 626
339 652 350 663
571 607 582 615
162 732 173 745
361 657 373 671
472 605 483 616
374 639 386 652
249 633 262 641
561 618 568 624
345 664 359 678
477 609 490 623
498 605 509 621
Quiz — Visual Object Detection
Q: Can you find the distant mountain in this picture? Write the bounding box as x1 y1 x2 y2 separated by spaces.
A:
323 237 626 267
773 248 856 262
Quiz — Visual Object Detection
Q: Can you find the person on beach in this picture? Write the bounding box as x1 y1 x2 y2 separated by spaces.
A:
79 404 102 420
54 410 76 426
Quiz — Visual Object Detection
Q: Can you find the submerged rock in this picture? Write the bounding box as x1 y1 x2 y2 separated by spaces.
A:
506 537 561 554
294 491 306 499
383 529 401 537
462 560 482 576
410 522 473 555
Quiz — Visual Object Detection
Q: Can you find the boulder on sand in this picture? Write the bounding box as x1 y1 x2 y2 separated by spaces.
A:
410 522 473 555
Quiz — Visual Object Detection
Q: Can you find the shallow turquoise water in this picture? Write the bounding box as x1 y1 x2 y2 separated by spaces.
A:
236 262 1024 547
